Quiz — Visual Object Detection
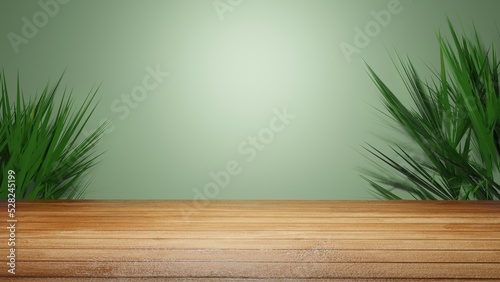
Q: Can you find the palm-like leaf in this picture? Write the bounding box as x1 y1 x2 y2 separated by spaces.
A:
0 72 107 199
363 21 500 200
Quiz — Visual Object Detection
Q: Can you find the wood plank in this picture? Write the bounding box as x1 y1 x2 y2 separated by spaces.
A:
13 202 500 216
6 262 500 278
13 238 500 250
8 200 500 215
14 230 500 240
8 279 500 282
12 222 500 232
18 248 500 263
0 200 498 280
13 215 500 224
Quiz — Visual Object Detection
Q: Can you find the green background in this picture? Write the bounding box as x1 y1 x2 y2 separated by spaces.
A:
1 0 500 199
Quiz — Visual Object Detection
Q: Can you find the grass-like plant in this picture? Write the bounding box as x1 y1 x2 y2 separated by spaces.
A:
0 73 107 199
362 21 500 200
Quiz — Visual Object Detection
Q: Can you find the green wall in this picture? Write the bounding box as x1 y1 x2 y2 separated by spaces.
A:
1 0 500 199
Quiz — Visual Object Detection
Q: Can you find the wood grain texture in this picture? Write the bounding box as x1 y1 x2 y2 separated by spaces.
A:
0 200 499 281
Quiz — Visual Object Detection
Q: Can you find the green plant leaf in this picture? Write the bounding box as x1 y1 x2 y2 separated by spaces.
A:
0 72 107 199
361 20 500 200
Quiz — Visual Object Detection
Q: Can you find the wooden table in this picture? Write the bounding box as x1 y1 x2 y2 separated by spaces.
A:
1 200 499 281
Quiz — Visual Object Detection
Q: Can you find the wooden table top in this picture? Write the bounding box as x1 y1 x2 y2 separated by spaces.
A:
1 200 499 281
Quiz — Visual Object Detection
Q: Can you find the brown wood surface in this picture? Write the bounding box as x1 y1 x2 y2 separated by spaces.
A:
0 200 499 280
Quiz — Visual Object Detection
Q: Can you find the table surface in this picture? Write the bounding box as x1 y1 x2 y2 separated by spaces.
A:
1 200 500 281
